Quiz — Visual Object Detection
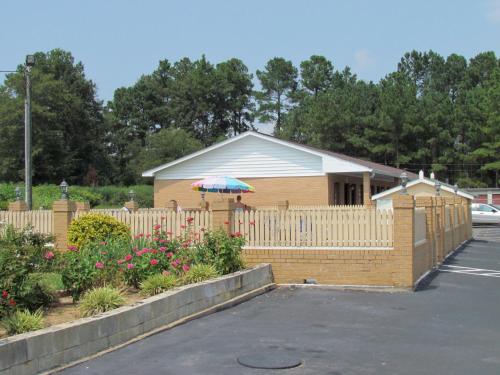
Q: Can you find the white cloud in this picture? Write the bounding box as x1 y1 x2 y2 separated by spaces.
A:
354 49 376 71
486 0 500 23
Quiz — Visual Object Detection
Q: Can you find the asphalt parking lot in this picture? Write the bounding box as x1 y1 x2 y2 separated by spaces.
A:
60 226 500 375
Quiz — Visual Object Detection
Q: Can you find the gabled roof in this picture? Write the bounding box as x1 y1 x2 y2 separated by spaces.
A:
142 130 414 178
371 176 474 200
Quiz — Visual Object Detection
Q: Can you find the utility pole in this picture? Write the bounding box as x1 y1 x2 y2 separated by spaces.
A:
25 55 35 210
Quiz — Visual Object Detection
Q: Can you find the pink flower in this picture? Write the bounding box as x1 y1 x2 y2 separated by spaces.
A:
159 246 167 252
146 233 151 238
182 264 190 272
166 252 174 258
180 224 186 229
153 224 161 230
9 299 16 306
100 241 107 245
125 254 133 261
153 237 159 242
127 263 135 269
150 259 159 266
67 245 78 251
44 251 54 260
2 290 8 299
117 259 124 265
135 251 143 257
159 239 167 244
95 261 104 269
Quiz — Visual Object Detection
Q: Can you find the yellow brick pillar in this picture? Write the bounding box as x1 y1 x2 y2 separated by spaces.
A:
8 200 28 212
277 200 289 211
210 199 234 234
392 194 415 288
53 200 76 251
74 201 90 212
434 197 445 264
124 200 139 212
362 171 373 206
415 196 435 270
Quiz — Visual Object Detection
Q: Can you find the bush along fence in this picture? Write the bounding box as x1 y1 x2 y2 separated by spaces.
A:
0 195 472 289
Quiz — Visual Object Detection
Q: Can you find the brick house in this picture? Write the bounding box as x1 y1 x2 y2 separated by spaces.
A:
142 131 416 208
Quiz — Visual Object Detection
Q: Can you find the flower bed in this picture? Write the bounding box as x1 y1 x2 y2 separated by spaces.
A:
0 215 246 337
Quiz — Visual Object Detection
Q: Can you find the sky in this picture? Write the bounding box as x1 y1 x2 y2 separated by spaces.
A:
1 0 500 104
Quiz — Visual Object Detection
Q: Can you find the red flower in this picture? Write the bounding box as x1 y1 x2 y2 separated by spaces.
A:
67 245 78 251
100 241 107 245
127 263 135 270
159 246 167 252
224 221 229 225
233 232 241 237
182 264 190 272
153 224 161 230
146 233 151 238
125 254 133 261
153 237 159 242
2 291 8 299
187 217 194 223
117 259 124 265
95 261 104 269
9 299 16 306
166 252 174 258
180 224 186 229
44 251 54 260
159 239 167 244
150 259 159 266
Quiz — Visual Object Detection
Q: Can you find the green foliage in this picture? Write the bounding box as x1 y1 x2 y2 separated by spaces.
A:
0 183 153 210
60 238 130 301
0 226 56 316
17 273 60 311
67 213 130 249
182 264 220 284
78 287 125 317
2 309 44 335
140 274 178 296
193 230 244 275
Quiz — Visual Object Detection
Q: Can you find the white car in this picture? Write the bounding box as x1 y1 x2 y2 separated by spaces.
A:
471 203 500 224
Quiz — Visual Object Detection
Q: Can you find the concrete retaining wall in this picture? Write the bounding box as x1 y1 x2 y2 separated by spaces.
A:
0 264 273 375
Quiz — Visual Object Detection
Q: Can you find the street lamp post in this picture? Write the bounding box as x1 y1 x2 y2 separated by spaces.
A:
25 55 35 210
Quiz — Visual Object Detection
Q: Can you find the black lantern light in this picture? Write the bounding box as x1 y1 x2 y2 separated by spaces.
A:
14 186 21 201
435 181 441 196
59 180 69 200
128 189 135 202
400 172 408 194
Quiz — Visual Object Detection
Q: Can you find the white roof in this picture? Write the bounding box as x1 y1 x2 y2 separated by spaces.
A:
142 131 374 178
371 177 474 200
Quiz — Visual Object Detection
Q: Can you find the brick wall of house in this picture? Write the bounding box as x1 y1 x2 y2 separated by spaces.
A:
154 176 331 208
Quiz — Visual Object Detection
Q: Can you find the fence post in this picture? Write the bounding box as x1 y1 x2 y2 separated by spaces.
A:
464 198 472 240
8 200 28 212
415 196 435 269
165 200 178 212
124 200 139 213
53 200 76 251
392 194 415 287
435 197 445 264
210 199 234 234
277 200 289 211
74 201 90 212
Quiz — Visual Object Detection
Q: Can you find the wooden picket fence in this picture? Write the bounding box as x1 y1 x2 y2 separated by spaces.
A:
233 208 393 248
0 210 53 234
75 209 211 239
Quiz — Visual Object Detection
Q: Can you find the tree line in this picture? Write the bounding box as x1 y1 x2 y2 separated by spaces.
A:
0 49 499 187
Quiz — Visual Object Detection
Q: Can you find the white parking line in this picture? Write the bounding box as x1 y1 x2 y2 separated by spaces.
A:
440 264 500 278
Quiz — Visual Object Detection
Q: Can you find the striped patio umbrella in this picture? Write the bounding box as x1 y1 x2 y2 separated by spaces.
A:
191 176 255 194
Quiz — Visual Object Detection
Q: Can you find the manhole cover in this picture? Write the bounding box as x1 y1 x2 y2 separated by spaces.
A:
237 352 302 369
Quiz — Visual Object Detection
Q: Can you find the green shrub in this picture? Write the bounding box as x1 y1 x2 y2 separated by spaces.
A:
140 274 177 296
2 309 44 335
0 226 56 317
183 264 220 284
60 238 130 301
67 213 130 249
17 273 60 311
193 230 245 275
78 287 125 317
93 185 153 208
